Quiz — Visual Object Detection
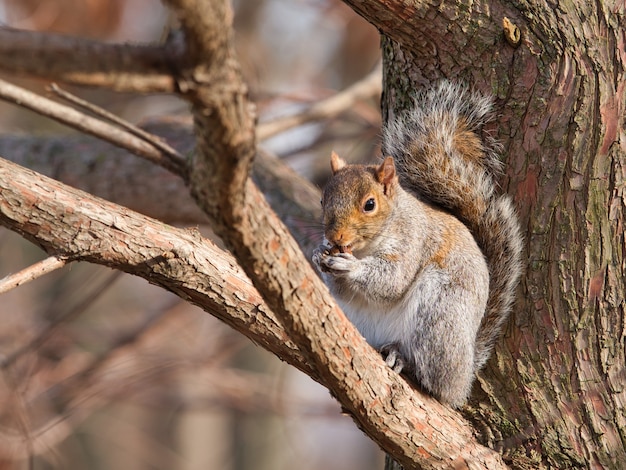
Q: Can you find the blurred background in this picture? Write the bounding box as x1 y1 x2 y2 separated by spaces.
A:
0 1 384 469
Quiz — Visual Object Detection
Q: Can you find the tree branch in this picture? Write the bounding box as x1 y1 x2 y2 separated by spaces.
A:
0 27 182 93
49 83 186 164
0 2 507 466
256 63 382 141
161 0 506 468
0 151 507 470
0 157 315 382
341 0 504 55
0 78 186 176
0 256 67 294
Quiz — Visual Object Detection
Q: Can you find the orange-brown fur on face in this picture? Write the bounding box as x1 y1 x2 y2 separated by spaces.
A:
322 156 397 255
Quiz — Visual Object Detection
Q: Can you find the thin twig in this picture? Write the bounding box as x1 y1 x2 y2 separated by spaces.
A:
0 78 187 177
49 83 186 163
257 63 382 141
0 256 68 295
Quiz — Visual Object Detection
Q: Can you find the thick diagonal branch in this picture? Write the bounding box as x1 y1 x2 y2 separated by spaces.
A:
162 0 507 468
0 157 314 382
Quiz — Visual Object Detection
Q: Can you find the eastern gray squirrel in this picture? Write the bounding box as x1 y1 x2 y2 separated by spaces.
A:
312 81 523 407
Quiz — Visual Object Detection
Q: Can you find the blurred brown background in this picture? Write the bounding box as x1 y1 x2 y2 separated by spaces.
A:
0 0 384 469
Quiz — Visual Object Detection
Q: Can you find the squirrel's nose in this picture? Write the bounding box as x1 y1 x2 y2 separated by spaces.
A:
327 229 345 246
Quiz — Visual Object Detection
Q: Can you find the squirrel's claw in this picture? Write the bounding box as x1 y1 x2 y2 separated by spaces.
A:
312 246 356 274
312 246 330 273
321 252 356 273
381 343 405 374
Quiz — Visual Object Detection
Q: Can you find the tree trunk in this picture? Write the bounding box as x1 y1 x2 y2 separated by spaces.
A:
343 0 625 467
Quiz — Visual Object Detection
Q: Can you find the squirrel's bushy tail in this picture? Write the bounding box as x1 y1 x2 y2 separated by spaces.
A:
382 81 523 369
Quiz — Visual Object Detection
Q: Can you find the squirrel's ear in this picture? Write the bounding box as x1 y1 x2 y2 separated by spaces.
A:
330 151 346 174
377 157 397 192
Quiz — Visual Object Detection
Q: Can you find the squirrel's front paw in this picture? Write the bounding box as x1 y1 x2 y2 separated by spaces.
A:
312 245 332 273
323 252 356 273
312 246 356 274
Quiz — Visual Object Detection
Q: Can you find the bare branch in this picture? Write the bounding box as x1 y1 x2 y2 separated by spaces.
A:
257 63 382 141
164 0 256 226
0 4 504 467
0 27 182 93
0 145 506 470
162 1 506 468
0 126 203 225
0 256 67 294
0 156 314 382
49 83 186 164
0 128 322 256
0 78 187 176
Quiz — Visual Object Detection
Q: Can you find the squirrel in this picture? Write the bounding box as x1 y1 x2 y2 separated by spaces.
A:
312 81 523 408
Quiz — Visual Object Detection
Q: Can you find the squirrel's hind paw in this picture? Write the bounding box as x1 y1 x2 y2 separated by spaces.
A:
380 343 406 373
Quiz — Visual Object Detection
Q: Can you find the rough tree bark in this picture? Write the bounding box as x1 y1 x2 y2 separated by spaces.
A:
0 0 624 468
342 0 625 468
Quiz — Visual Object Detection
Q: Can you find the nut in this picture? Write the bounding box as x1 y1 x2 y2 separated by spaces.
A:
330 245 352 255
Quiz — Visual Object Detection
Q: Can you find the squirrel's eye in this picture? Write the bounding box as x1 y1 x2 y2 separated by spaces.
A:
363 198 376 212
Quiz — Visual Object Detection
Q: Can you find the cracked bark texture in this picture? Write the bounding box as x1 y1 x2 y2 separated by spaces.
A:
0 158 313 379
342 0 625 468
0 120 323 257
